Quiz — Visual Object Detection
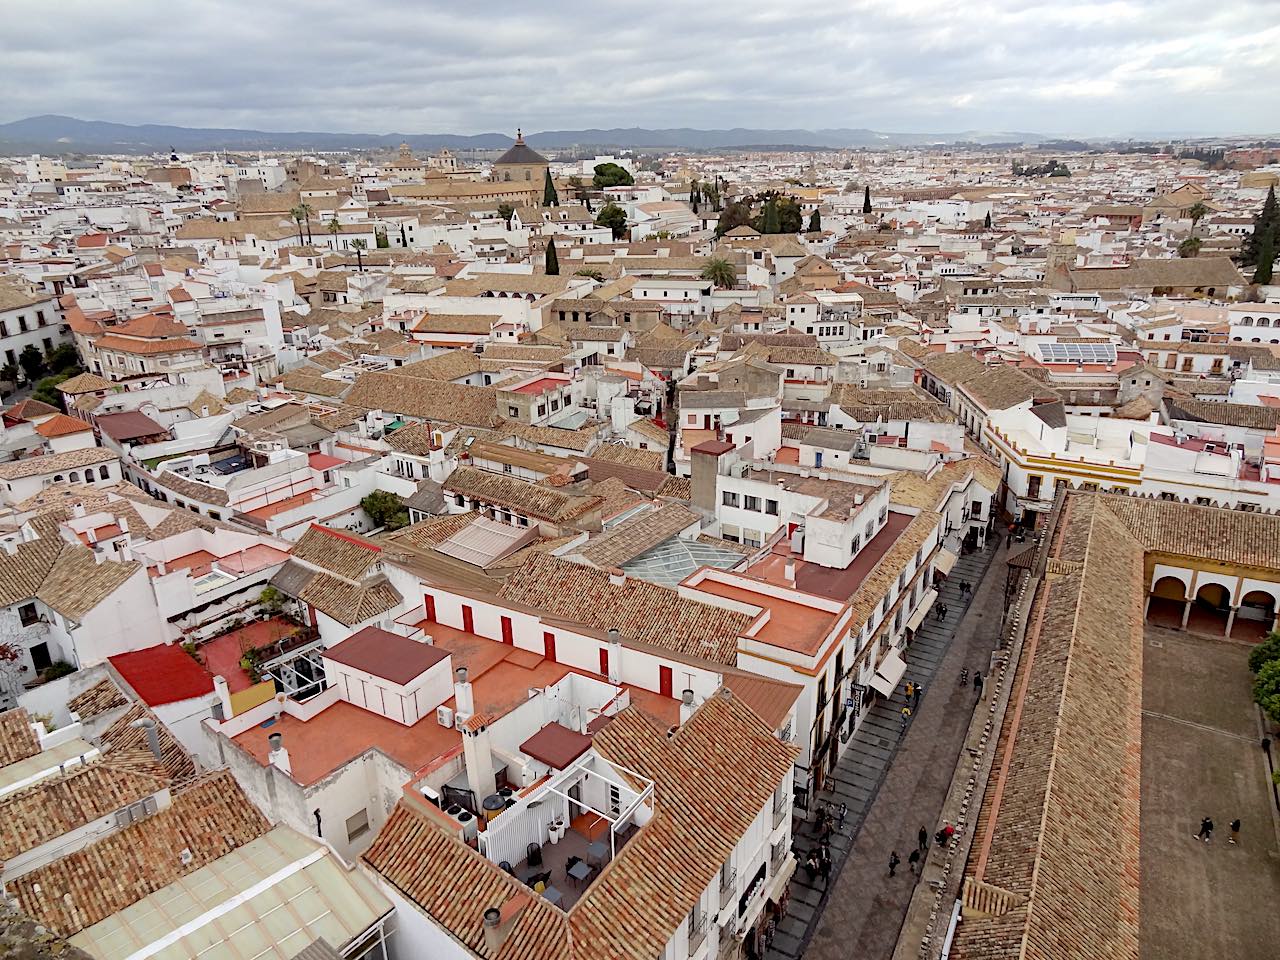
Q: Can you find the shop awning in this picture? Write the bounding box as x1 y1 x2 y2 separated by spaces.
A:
934 549 959 576
765 853 797 903
905 589 938 633
869 650 908 697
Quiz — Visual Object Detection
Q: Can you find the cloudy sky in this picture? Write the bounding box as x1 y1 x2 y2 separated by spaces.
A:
4 0 1277 136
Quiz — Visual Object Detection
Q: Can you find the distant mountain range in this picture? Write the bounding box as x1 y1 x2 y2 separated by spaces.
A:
0 115 1056 154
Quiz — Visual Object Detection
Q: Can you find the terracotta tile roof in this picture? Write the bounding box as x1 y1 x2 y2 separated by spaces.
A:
37 544 141 621
35 414 94 438
299 572 403 627
151 468 230 506
93 333 204 355
922 351 988 386
67 677 128 719
345 371 501 428
385 422 440 456
0 758 169 861
5 398 60 421
952 495 1143 960
0 708 41 767
586 443 666 472
290 524 382 581
445 466 602 523
1101 495 1280 569
579 504 699 569
655 475 692 501
364 690 794 960
499 552 751 663
99 704 197 784
1164 395 1280 431
0 448 117 481
10 771 269 937
828 384 955 423
510 420 605 453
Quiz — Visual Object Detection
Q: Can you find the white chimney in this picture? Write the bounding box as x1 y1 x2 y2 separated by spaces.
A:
454 666 475 716
72 503 86 519
213 674 233 720
608 568 626 586
267 731 292 775
679 689 696 726
784 559 796 584
118 516 129 534
462 713 497 801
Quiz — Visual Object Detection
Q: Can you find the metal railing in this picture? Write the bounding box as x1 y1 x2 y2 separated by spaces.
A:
688 914 707 955
772 796 787 829
718 867 736 909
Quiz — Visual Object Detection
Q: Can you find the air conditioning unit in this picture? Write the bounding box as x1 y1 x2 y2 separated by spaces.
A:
454 710 472 731
436 705 454 728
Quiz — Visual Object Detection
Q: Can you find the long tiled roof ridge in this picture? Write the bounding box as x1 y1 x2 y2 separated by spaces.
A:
9 770 268 937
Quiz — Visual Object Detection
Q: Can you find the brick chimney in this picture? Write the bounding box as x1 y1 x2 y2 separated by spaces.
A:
690 439 736 516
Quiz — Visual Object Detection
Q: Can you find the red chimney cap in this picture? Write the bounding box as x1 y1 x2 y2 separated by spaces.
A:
691 439 736 456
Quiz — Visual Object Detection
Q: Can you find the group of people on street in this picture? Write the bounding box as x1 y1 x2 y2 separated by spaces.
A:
1196 816 1242 844
888 823 956 879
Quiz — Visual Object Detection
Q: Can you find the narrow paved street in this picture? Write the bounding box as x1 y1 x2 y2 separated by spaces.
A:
767 538 1006 960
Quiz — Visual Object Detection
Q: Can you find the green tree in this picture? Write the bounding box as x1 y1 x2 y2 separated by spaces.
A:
497 202 515 226
361 490 409 530
756 198 781 234
45 343 81 374
1187 201 1209 227
352 238 367 272
0 364 17 387
807 208 821 233
298 202 314 243
700 257 736 289
543 168 559 206
1242 186 1278 267
1256 229 1276 286
863 185 872 214
18 345 44 383
776 197 803 234
574 268 604 282
32 372 74 407
984 210 992 229
1248 631 1280 675
1178 237 1202 258
327 217 341 249
592 162 634 189
715 198 754 237
289 205 307 244
544 238 560 276
595 202 628 240
1254 657 1280 723
375 229 389 249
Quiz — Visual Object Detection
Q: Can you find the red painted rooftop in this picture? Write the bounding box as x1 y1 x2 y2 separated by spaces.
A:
109 643 214 706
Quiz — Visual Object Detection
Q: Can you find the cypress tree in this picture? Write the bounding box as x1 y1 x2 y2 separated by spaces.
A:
808 208 821 233
543 168 559 207
544 238 560 276
1242 185 1278 266
863 185 872 214
761 199 781 234
984 210 992 229
1256 230 1275 286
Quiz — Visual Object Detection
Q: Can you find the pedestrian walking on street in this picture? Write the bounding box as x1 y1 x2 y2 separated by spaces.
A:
900 705 912 731
803 850 820 882
908 848 921 875
973 671 984 698
905 680 915 701
913 682 923 708
888 851 900 877
1196 816 1214 843
918 826 928 852
1230 818 1241 844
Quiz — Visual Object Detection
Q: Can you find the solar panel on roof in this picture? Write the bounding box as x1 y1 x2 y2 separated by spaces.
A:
1038 342 1116 365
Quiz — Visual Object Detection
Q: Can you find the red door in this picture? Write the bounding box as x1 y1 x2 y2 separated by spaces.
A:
659 665 673 698
423 594 436 623
501 616 513 645
599 648 610 678
543 631 557 662
462 605 474 633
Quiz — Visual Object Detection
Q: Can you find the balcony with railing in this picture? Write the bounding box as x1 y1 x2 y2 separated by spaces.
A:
718 866 737 910
772 795 788 830
688 914 708 955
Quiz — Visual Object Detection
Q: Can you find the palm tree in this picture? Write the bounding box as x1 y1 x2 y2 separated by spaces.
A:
289 205 306 244
1187 201 1209 231
700 257 736 289
327 217 341 250
299 202 314 243
352 239 367 272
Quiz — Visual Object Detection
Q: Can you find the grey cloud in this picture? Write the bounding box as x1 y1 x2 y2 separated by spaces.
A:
2 0 1276 136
